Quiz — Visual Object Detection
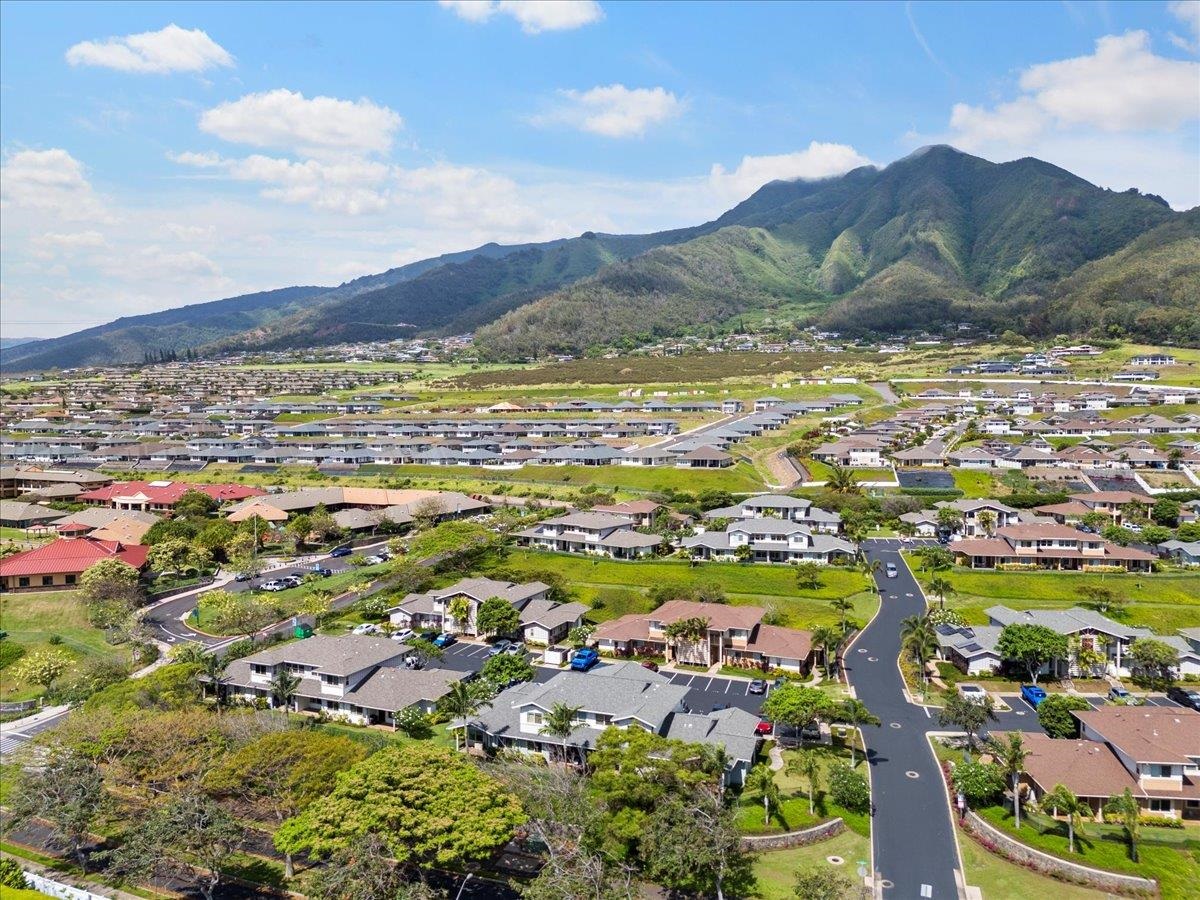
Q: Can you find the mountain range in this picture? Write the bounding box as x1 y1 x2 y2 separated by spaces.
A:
4 146 1197 371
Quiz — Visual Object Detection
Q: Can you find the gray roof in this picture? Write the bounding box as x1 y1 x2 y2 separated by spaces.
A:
518 598 587 630
664 707 760 765
544 511 636 530
237 634 408 677
985 605 1152 640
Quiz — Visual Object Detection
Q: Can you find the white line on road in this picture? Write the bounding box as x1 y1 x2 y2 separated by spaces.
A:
724 680 732 694
704 678 714 691
924 706 931 718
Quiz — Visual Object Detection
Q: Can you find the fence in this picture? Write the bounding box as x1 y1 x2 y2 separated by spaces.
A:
22 870 112 900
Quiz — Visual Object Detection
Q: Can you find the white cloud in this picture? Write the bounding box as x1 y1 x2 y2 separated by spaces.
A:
65 24 233 74
439 0 603 33
540 84 682 137
0 148 109 221
199 89 403 156
1167 0 1200 51
32 231 107 260
708 142 875 203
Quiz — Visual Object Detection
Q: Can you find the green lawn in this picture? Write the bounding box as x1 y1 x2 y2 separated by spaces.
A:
975 806 1199 900
750 824 870 900
489 550 876 630
957 833 1110 900
0 591 133 701
951 469 1000 499
736 746 871 838
907 563 1200 633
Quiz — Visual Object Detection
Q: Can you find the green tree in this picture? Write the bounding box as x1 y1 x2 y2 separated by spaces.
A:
826 464 860 495
987 732 1030 829
269 669 301 713
174 489 217 519
786 749 822 816
306 834 443 900
447 595 472 633
793 867 852 900
900 614 938 695
794 561 823 590
641 790 749 900
761 684 834 743
950 761 1005 805
476 596 520 637
827 764 870 812
480 652 535 688
1043 783 1090 854
828 596 854 633
8 748 107 870
405 637 444 669
438 680 492 752
10 647 71 692
147 538 207 574
1104 788 1142 862
1150 497 1180 527
79 558 143 629
927 576 955 611
811 625 842 677
1036 693 1092 738
832 699 880 767
205 731 367 877
566 624 595 648
996 624 1068 684
274 744 525 868
540 701 584 765
1126 637 1178 688
745 763 780 826
107 792 244 900
1076 585 1125 617
937 507 964 532
937 691 997 751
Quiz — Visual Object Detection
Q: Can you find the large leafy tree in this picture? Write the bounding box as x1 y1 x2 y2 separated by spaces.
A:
640 791 750 900
996 624 1068 684
761 684 835 741
306 834 445 900
1036 693 1091 739
480 652 535 689
79 558 143 629
274 744 525 869
475 596 521 637
793 867 852 900
8 748 107 871
1126 637 1178 689
937 691 997 751
174 489 218 519
204 731 367 877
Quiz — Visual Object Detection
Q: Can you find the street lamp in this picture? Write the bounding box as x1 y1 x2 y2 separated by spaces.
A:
856 860 869 900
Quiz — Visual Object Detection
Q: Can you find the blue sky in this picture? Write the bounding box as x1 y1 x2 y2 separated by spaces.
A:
2 0 1198 337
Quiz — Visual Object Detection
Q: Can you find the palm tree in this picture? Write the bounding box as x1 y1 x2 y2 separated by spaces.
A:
1104 788 1142 862
988 732 1030 830
826 463 860 495
1043 783 1090 854
699 742 731 800
858 558 882 591
439 680 492 753
786 750 822 816
834 699 880 767
200 653 230 712
746 763 780 826
829 597 854 634
900 615 938 697
811 625 842 677
539 702 583 765
976 510 997 536
928 576 955 611
269 670 300 715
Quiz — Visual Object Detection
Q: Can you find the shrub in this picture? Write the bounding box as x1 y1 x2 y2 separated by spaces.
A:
828 764 870 812
0 858 28 889
0 641 26 670
951 761 1005 805
394 706 432 739
1036 694 1092 739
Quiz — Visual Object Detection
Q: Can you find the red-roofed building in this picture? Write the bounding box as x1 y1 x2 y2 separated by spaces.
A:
76 480 265 513
0 537 149 591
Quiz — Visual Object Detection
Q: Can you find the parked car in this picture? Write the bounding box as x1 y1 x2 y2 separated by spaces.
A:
1108 686 1140 705
748 679 767 695
363 555 387 565
1166 686 1200 711
432 633 457 649
352 623 380 635
234 572 252 582
329 545 353 558
390 630 413 643
570 648 599 671
279 575 303 588
312 567 333 578
1020 684 1047 707
755 720 774 736
260 580 286 592
640 660 659 672
886 563 898 578
404 655 423 669
504 642 527 657
489 640 513 657
957 683 989 705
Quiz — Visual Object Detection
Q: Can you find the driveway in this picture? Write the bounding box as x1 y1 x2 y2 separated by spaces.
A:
845 541 1045 899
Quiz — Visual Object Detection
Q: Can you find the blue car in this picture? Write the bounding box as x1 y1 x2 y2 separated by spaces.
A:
432 633 457 649
329 545 353 558
1020 684 1047 707
570 648 599 671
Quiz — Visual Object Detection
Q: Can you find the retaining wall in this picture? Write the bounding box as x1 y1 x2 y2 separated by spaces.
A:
740 816 844 850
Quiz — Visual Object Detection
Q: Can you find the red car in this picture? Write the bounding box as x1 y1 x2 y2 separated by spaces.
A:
755 720 774 736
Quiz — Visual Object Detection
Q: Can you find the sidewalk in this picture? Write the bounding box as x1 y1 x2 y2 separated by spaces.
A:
2 704 70 734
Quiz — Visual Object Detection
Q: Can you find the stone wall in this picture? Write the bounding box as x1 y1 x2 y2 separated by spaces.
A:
740 816 844 850
963 811 1157 896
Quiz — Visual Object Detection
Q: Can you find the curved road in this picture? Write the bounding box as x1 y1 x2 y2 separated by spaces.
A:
845 540 1042 899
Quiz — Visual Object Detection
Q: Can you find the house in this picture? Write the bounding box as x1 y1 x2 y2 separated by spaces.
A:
1159 540 1200 566
593 599 813 673
682 519 855 564
899 510 939 537
222 634 468 728
704 494 843 534
0 536 149 591
675 445 734 468
933 498 1020 537
225 487 488 521
472 661 761 784
982 606 1162 677
590 500 665 528
77 479 266 513
514 511 662 559
949 524 1155 571
388 577 586 645
811 437 885 468
1130 354 1176 366
0 500 63 529
935 623 1005 675
0 466 112 500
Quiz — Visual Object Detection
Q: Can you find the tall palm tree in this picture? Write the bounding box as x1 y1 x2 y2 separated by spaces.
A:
811 625 842 677
699 742 730 800
1043 783 1090 854
829 597 854 634
786 750 822 816
745 763 780 826
900 615 938 696
269 670 301 716
1104 788 1142 862
200 653 230 712
539 702 583 765
834 699 880 768
858 558 882 592
439 680 492 753
927 576 955 611
988 732 1030 830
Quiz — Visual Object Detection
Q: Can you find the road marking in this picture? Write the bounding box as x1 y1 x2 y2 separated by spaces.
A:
685 675 696 687
924 706 931 719
724 680 732 694
920 883 933 898
889 722 901 729
703 678 714 691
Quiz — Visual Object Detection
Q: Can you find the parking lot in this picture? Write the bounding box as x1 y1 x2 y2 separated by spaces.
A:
429 642 771 716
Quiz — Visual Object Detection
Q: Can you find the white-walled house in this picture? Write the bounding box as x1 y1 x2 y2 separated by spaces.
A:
514 511 662 559
683 518 856 564
705 494 843 534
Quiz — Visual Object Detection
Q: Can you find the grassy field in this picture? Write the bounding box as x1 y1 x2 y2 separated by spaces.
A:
957 833 1109 900
736 746 871 837
907 563 1200 633
488 550 876 630
0 591 132 701
751 827 871 899
951 469 1001 498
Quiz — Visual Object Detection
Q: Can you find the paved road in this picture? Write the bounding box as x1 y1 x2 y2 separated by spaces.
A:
845 541 1050 899
869 381 900 404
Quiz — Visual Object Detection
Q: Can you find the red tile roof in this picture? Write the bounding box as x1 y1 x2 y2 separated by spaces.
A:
77 480 265 506
0 537 149 577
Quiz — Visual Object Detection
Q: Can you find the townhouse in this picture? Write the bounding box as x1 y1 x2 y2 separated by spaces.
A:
682 519 856 564
472 661 761 785
593 599 814 673
222 634 468 727
704 494 843 534
77 479 265 513
949 523 1155 571
514 511 662 559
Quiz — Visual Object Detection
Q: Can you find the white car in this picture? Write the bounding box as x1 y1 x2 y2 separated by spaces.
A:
885 563 898 578
260 580 286 592
957 683 989 705
351 623 380 635
391 629 414 643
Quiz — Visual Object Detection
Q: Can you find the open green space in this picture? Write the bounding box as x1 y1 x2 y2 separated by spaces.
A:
488 550 876 630
950 469 1001 498
736 746 871 837
0 591 133 701
751 827 871 900
957 833 1109 900
907 562 1200 633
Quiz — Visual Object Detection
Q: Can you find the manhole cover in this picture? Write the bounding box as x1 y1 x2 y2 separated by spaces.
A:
827 856 845 865
905 592 914 597
889 722 902 729
867 656 879 662
1015 710 1026 716
880 880 894 889
857 648 868 654
906 770 920 779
